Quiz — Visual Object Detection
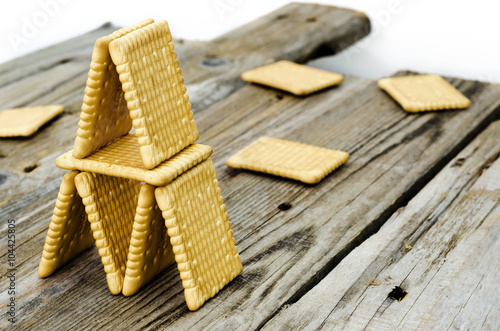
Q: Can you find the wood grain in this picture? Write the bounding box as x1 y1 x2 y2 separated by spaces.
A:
1 4 499 330
262 121 500 330
2 69 499 329
0 3 371 329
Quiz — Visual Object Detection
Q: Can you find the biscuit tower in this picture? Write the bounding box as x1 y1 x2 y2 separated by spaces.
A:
38 19 242 311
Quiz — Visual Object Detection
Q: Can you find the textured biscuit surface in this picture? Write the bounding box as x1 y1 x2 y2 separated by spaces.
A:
75 172 141 294
73 19 154 159
241 60 343 95
38 171 94 278
378 74 471 112
155 158 242 310
0 105 64 137
57 134 212 186
123 184 176 296
226 137 349 184
109 20 199 169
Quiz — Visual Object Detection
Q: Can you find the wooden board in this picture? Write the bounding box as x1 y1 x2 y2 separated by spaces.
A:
262 121 500 330
0 3 371 329
1 3 500 330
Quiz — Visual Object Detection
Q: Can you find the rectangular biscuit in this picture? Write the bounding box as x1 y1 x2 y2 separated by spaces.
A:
378 74 471 112
155 158 242 310
38 170 95 278
109 20 199 169
73 19 154 159
241 60 344 95
0 105 64 137
57 134 212 187
75 172 142 294
226 137 349 184
123 184 176 296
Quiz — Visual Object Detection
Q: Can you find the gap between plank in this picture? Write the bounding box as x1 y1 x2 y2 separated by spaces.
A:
255 98 500 331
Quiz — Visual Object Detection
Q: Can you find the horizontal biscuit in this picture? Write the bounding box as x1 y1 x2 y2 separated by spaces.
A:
226 136 349 184
57 134 212 186
378 74 471 112
241 60 343 95
0 105 64 137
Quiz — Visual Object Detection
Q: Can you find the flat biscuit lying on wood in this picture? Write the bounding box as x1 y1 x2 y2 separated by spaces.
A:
226 136 349 184
378 74 471 112
241 60 344 95
0 105 64 137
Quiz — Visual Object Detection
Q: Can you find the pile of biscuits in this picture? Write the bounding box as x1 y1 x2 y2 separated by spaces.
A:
37 19 242 311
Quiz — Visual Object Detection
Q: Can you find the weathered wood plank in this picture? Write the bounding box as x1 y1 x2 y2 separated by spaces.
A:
262 121 500 331
0 3 370 111
0 2 370 202
0 3 371 329
2 68 499 330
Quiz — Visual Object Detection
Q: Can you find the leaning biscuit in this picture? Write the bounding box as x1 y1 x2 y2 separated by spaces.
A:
109 20 199 169
75 172 142 295
155 158 242 311
226 137 349 184
0 105 64 137
378 74 471 112
38 170 94 278
73 19 154 159
241 60 343 95
122 184 176 296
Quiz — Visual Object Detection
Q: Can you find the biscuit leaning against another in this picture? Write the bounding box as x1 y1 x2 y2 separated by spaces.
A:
38 18 242 311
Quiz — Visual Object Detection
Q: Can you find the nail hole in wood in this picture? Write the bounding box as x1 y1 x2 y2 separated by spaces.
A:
59 58 72 64
306 17 317 23
276 14 288 20
278 203 292 211
452 158 465 167
275 94 284 100
0 174 7 185
200 57 227 67
24 164 38 173
388 286 407 302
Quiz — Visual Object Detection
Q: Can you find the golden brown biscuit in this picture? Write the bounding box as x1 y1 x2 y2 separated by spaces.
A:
109 20 199 169
75 172 141 294
0 105 64 137
38 171 94 278
123 184 176 296
155 158 242 310
378 74 471 112
241 60 343 95
57 134 212 186
226 137 349 184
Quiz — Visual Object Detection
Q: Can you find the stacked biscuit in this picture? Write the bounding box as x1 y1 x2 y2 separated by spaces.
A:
39 19 242 311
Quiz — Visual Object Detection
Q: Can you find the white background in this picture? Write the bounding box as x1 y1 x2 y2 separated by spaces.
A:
1 0 499 83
